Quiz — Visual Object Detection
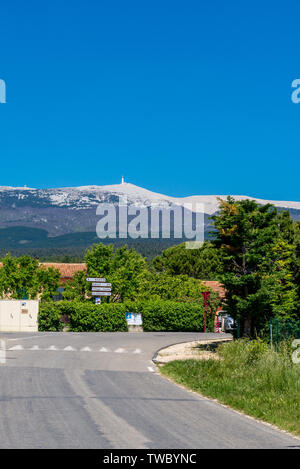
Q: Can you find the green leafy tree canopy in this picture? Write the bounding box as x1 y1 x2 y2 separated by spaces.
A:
0 254 60 300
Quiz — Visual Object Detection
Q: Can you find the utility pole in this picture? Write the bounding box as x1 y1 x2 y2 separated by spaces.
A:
201 292 210 333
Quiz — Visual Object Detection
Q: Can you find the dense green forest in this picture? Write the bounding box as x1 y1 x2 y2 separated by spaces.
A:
0 236 180 261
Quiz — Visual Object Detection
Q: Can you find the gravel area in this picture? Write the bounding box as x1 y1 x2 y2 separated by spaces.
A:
154 337 232 364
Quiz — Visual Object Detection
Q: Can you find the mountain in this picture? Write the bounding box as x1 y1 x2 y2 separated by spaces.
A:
0 181 300 252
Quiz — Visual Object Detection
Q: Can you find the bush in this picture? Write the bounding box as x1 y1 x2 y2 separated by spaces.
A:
39 301 128 332
125 300 210 332
38 299 210 332
68 302 128 332
39 302 64 331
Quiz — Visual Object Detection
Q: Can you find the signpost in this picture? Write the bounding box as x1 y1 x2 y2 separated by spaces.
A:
86 278 106 283
91 292 112 296
126 312 143 326
92 283 112 287
86 278 112 303
126 312 143 332
201 291 210 333
92 282 111 287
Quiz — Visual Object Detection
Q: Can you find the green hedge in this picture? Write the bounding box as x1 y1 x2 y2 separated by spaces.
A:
68 302 128 332
39 302 64 331
39 300 211 332
39 301 128 332
126 300 210 332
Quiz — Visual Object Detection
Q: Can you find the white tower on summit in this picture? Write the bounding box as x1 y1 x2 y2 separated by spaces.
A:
121 176 125 184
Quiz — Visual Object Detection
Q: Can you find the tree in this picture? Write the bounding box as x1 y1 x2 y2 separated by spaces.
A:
136 272 220 309
67 243 150 302
212 198 298 335
64 242 222 308
0 254 60 300
153 242 223 280
62 270 87 301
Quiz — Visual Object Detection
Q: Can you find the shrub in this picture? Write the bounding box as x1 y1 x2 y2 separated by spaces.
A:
68 302 128 332
125 300 210 332
38 299 210 333
39 302 64 331
38 301 128 332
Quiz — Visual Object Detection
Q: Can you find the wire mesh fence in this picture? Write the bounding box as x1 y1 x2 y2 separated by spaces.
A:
233 317 300 350
270 318 300 351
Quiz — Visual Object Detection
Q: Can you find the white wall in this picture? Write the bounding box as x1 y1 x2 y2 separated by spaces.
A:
0 300 38 332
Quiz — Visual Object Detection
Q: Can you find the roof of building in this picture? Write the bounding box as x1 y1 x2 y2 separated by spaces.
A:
201 280 225 298
41 263 86 278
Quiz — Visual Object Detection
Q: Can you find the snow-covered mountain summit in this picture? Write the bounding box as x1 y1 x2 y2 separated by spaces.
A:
50 181 300 215
1 181 300 216
62 180 300 214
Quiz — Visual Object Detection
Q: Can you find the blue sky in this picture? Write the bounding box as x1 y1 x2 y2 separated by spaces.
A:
0 0 299 200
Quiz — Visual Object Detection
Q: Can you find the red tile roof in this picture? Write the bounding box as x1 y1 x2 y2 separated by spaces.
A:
41 263 86 279
201 281 225 298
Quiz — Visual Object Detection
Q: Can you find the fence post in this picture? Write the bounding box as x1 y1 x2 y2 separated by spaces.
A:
275 319 279 352
270 319 273 351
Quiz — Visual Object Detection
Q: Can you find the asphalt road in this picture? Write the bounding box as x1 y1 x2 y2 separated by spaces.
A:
0 331 299 449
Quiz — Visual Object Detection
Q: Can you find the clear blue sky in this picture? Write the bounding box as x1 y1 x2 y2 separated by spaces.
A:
0 0 299 200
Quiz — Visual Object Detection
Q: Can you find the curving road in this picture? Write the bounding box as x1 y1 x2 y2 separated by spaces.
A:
0 331 299 449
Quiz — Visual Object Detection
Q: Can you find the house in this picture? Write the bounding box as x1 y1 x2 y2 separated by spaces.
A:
41 263 87 300
201 281 225 300
41 263 86 284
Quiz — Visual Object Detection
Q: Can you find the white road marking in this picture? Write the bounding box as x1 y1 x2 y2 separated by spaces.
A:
9 345 23 351
4 344 143 354
148 366 155 372
7 336 42 342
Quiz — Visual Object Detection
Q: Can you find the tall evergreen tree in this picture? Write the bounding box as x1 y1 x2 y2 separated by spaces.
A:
153 242 223 280
212 198 298 335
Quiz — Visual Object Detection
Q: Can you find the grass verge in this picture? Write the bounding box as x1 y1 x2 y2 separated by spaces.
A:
160 339 300 436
